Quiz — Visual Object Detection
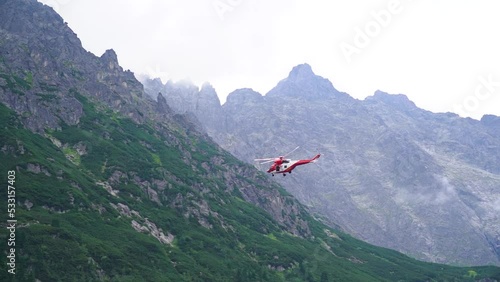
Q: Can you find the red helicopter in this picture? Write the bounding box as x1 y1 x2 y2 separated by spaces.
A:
254 146 320 176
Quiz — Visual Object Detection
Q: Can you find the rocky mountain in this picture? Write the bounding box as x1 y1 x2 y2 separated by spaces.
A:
5 0 499 280
143 63 500 266
143 78 225 137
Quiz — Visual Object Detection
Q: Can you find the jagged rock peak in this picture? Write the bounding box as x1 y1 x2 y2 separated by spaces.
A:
481 115 500 138
101 49 120 67
155 92 173 115
0 0 80 47
367 90 417 110
157 92 167 104
199 82 220 103
287 63 315 82
149 77 164 87
100 49 118 63
481 114 500 136
266 63 344 100
200 82 216 93
481 114 500 124
225 88 263 105
98 49 122 72
0 0 59 31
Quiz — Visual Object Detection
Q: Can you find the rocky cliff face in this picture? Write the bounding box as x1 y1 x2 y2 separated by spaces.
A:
0 0 148 132
144 63 500 266
141 78 225 136
4 1 500 280
0 0 310 240
482 114 500 138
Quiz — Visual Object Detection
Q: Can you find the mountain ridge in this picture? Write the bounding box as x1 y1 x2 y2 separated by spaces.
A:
143 62 500 266
1 0 500 280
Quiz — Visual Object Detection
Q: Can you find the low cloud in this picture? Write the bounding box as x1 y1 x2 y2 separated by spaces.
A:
395 176 457 206
434 176 457 205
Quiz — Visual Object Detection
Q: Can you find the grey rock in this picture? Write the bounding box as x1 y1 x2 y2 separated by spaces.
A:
0 0 313 241
153 63 500 266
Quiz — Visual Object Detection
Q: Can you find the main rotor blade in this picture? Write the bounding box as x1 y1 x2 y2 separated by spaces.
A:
284 146 300 158
254 158 274 161
259 159 275 165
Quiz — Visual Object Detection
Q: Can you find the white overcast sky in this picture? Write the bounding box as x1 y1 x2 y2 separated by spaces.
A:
39 0 500 119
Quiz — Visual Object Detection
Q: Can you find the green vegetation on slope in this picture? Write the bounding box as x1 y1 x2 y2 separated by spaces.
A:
0 88 499 281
